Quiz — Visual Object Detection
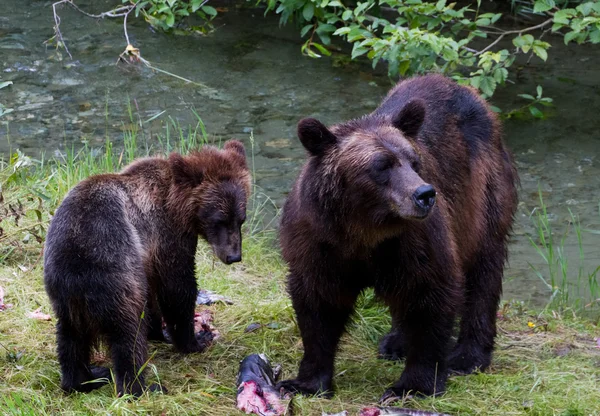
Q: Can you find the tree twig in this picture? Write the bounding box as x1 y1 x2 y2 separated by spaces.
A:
474 18 553 56
50 0 136 60
51 0 73 60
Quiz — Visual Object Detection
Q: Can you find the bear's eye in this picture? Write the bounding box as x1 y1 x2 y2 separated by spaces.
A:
371 156 394 172
369 155 394 185
411 160 420 173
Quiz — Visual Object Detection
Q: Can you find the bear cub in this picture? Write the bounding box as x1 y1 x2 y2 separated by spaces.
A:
44 140 251 396
278 75 518 400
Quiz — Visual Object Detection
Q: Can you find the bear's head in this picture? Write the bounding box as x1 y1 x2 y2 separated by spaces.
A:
297 99 436 227
168 140 251 264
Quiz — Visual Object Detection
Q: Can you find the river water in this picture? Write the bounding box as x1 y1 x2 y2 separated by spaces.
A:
1 0 599 306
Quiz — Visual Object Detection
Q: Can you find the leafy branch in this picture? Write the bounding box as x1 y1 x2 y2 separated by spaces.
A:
261 0 600 99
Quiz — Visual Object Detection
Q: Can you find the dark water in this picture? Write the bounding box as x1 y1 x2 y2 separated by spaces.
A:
1 1 599 306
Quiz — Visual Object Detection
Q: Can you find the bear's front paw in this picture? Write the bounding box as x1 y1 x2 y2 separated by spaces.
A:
277 378 333 398
378 330 406 361
447 344 491 375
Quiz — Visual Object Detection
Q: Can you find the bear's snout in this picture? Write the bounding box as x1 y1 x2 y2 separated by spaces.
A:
412 184 436 216
225 253 242 264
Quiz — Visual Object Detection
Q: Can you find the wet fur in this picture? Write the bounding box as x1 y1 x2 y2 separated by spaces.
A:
278 75 518 399
44 141 251 396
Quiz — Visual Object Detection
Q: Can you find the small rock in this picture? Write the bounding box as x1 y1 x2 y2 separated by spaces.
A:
244 323 263 333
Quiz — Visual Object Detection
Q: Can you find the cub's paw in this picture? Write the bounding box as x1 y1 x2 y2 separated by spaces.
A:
277 378 333 398
378 330 406 361
148 383 168 394
447 344 491 375
69 366 110 393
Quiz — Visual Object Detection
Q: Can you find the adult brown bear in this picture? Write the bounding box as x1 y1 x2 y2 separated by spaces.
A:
278 75 518 400
44 141 251 397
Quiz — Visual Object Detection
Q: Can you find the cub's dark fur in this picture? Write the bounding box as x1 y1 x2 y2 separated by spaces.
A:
44 141 251 396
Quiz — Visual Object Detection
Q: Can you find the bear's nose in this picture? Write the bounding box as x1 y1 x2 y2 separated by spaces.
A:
225 254 242 264
412 184 436 212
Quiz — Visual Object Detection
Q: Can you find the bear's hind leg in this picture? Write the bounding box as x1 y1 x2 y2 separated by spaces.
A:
448 243 505 374
108 317 150 397
146 294 167 343
378 304 407 361
56 321 109 393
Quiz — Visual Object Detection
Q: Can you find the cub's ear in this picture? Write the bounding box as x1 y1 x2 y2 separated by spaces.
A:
392 99 426 138
224 140 246 158
169 153 203 187
297 118 338 156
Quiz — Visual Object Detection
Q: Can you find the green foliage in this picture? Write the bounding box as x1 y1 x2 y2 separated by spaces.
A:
259 0 600 98
504 85 554 119
128 0 218 33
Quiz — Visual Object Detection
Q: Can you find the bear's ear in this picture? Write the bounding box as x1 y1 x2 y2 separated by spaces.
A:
297 118 338 156
169 153 203 187
392 99 426 138
224 140 246 158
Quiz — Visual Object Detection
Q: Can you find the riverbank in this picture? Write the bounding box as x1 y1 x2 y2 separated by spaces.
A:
1 133 599 416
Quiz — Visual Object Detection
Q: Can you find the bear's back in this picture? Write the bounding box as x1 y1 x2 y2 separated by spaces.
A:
374 74 499 158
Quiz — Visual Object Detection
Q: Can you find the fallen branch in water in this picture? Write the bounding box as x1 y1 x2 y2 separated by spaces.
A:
47 0 208 86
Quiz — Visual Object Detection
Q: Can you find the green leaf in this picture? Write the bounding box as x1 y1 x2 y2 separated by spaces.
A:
479 76 496 96
351 45 369 59
493 67 508 84
553 10 571 25
564 31 579 44
165 12 175 27
303 3 315 21
333 26 351 36
589 28 600 43
328 0 343 6
342 10 353 20
532 44 548 61
398 60 411 75
533 0 555 13
0 81 13 89
576 2 594 16
301 24 314 37
513 34 534 51
536 85 543 98
312 42 332 56
529 106 544 118
201 6 217 17
441 47 458 61
518 94 535 100
191 0 203 12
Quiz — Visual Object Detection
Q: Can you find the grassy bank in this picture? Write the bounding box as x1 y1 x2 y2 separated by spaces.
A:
1 122 599 416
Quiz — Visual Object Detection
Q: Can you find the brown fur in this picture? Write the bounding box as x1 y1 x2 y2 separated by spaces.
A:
277 75 518 400
44 140 251 396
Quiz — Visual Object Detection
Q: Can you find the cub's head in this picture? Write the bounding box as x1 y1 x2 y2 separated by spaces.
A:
298 99 436 225
168 140 251 265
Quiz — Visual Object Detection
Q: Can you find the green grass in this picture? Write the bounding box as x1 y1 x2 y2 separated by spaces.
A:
528 190 600 313
1 119 600 415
